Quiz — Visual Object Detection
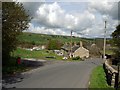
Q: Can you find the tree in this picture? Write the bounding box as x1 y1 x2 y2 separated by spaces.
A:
47 39 63 50
2 2 31 65
111 24 120 62
95 39 104 50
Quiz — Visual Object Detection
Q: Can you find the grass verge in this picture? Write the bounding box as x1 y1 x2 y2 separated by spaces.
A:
89 65 113 89
12 48 82 61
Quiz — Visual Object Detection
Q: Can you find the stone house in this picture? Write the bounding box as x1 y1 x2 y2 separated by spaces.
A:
61 42 71 58
72 41 89 58
61 41 89 58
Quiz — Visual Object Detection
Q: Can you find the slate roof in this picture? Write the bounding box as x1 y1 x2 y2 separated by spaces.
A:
72 45 79 52
61 44 71 52
61 44 80 52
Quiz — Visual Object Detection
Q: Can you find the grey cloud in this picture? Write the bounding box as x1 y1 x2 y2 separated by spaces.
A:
89 1 119 20
2 0 13 2
22 2 43 17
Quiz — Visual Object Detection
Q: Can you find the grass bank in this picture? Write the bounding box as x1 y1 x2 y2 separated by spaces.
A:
2 57 32 75
89 65 113 89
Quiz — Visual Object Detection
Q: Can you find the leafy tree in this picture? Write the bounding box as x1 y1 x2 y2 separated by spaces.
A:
95 39 104 50
111 24 120 62
47 39 63 50
2 2 31 66
31 41 35 45
89 44 101 57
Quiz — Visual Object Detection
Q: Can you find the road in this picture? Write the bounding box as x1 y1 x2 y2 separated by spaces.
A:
3 58 103 88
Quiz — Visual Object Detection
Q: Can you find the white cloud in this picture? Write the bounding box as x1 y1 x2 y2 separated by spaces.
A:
88 0 119 20
86 0 119 37
34 2 95 31
23 1 119 38
25 23 70 36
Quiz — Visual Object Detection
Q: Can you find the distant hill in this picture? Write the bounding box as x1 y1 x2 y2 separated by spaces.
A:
17 32 94 46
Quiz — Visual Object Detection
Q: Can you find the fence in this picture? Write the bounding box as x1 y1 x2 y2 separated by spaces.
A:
103 60 119 88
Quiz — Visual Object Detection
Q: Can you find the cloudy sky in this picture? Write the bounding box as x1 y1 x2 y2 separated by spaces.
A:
14 0 119 38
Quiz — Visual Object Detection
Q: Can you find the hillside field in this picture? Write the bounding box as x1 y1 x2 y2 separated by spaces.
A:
17 32 94 46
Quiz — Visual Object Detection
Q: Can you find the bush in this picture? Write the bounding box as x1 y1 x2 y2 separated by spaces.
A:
47 39 63 50
72 56 81 60
111 24 120 63
32 41 35 45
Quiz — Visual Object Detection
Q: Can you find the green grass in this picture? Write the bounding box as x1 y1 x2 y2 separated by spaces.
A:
105 50 114 55
12 48 63 60
89 66 113 89
100 49 114 55
12 48 83 61
17 32 94 45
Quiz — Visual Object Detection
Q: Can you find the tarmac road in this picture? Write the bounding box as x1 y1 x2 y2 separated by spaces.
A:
3 58 103 88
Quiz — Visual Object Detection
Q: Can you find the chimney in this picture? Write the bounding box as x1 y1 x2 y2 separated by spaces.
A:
74 42 77 46
69 42 71 45
65 42 68 45
80 41 83 47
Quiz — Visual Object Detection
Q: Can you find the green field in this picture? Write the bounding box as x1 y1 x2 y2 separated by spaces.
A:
89 66 113 89
12 48 83 61
17 32 94 45
12 48 63 60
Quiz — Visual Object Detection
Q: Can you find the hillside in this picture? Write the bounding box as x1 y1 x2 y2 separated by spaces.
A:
14 32 113 59
17 32 94 46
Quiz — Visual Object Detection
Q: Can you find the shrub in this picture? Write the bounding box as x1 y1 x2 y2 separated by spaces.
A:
72 56 80 60
46 39 63 50
32 41 35 45
111 24 120 63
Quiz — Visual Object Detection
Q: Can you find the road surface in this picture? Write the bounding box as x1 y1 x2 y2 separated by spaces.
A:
3 58 103 88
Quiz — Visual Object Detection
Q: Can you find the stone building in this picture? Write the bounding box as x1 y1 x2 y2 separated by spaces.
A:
72 41 89 58
61 41 89 58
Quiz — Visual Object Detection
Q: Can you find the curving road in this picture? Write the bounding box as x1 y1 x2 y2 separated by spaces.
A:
3 58 103 88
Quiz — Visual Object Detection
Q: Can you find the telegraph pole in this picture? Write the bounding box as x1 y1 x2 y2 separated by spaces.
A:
70 30 73 58
103 21 107 59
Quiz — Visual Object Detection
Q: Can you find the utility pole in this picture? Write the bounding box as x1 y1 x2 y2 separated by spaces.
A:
70 30 73 58
103 21 107 59
94 38 95 44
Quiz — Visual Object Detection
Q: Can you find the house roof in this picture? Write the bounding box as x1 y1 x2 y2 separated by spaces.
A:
61 44 80 52
61 41 89 53
72 45 79 52
61 44 71 51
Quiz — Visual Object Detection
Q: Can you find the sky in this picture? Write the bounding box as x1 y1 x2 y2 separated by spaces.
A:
12 0 120 38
